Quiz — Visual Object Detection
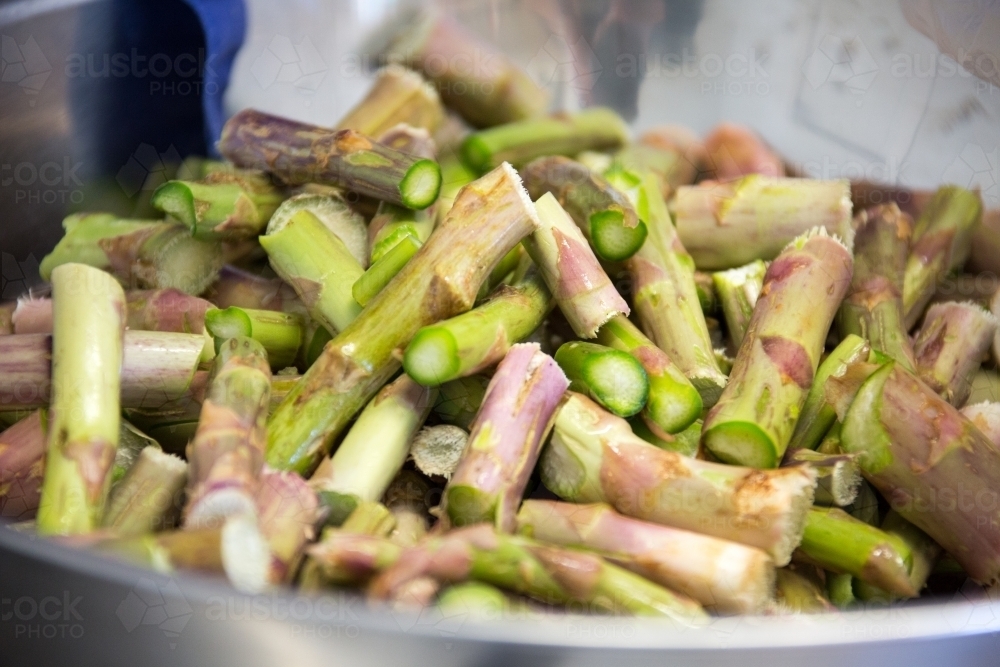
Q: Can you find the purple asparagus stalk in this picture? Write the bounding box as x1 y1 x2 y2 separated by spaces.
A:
202 265 307 316
441 343 568 531
255 468 320 584
912 301 998 406
184 337 272 528
0 410 47 521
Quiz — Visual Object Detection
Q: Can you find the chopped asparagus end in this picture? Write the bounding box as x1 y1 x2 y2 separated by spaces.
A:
460 136 493 175
221 514 273 594
445 484 496 528
151 181 199 227
703 421 777 469
204 307 253 342
588 210 648 262
353 235 421 307
399 159 442 210
318 490 359 528
555 342 649 417
410 424 468 479
436 582 508 619
404 327 460 386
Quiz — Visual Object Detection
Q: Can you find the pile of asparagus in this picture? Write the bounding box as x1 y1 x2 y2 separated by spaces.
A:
3 12 1000 620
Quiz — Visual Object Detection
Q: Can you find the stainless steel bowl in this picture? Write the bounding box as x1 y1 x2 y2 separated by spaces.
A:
3 0 1000 664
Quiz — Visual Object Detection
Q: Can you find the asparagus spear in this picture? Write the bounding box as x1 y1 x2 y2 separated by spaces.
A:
205 306 304 370
520 156 647 262
219 109 442 210
336 64 445 136
255 469 320 584
266 163 538 475
433 375 489 430
702 228 854 468
774 565 837 613
671 177 853 270
523 192 628 338
554 341 648 418
596 315 702 436
516 500 775 614
378 12 548 128
853 510 943 602
309 375 435 526
703 123 785 179
784 449 860 507
403 269 553 386
461 108 630 173
102 447 187 536
151 170 284 240
409 425 468 479
302 528 402 588
368 202 435 263
835 203 916 372
203 265 306 315
712 260 766 351
961 402 1000 449
0 409 47 521
913 301 998 406
39 214 223 295
612 169 727 405
841 361 1000 583
96 514 272 593
184 337 272 528
260 209 364 336
370 524 707 621
352 236 421 308
902 186 982 328
36 264 126 535
794 506 916 596
442 343 568 531
540 392 817 564
126 289 213 334
786 335 872 453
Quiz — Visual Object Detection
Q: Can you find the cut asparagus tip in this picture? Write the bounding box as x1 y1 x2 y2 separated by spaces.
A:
702 421 776 469
404 327 460 386
400 159 443 210
150 182 197 227
589 211 648 262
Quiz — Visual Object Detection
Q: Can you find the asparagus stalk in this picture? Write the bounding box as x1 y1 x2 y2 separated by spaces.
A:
702 122 785 179
794 506 916 597
205 306 304 370
260 210 364 335
255 469 320 584
913 301 998 406
102 447 187 536
671 177 853 270
619 129 701 196
461 108 630 173
516 500 775 614
434 153 476 225
476 244 526 301
520 156 647 262
961 402 1000 449
370 524 707 621
784 449 860 507
442 343 568 531
702 228 854 468
694 271 720 315
612 169 727 405
378 12 548 128
554 341 648 418
902 186 982 328
36 264 126 535
341 501 397 537
309 375 435 526
837 203 917 371
409 425 468 479
184 337 271 528
303 529 402 587
266 163 538 474
774 565 837 613
336 64 445 136
0 409 47 521
523 192 628 338
376 123 437 159
630 417 703 458
540 392 817 564
841 361 1000 583
352 235 422 308
203 265 306 315
785 335 872 453
853 510 943 602
433 375 489 430
403 269 552 386
151 170 284 240
712 260 766 351
96 514 272 593
267 193 369 267
126 289 213 334
39 214 223 295
219 109 442 210
368 202 435 263
596 315 702 436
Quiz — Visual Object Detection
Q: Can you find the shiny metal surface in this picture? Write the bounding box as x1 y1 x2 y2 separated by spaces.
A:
2 0 1000 664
